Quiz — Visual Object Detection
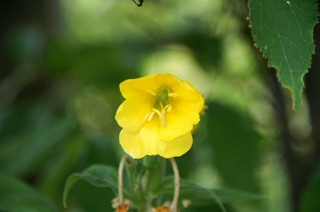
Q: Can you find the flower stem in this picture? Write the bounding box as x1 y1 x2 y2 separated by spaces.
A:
143 156 163 211
169 158 180 212
118 156 127 204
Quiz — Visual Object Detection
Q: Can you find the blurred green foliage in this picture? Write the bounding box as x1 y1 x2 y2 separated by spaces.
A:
0 0 319 211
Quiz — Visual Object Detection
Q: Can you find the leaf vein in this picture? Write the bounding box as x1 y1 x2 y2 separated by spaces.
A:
271 0 295 86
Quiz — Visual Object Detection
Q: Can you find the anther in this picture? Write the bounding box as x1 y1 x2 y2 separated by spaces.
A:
146 90 157 96
168 92 178 98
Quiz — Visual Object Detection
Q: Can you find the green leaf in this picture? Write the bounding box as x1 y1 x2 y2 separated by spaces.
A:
0 173 55 212
160 177 261 210
63 164 118 208
248 0 318 109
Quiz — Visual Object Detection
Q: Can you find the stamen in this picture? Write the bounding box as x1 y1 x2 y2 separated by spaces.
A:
163 105 172 112
143 112 150 122
152 109 166 128
168 92 178 98
144 87 174 128
146 90 157 96
147 111 155 122
143 105 173 128
143 110 156 122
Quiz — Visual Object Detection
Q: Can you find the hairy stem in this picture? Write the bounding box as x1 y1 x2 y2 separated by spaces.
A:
169 158 180 212
118 156 127 204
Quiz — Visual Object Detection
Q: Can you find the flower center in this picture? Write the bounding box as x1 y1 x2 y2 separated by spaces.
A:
144 87 177 128
153 87 171 109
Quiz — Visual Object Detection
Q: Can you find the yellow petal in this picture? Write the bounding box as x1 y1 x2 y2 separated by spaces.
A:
120 74 162 99
120 121 166 158
115 95 152 132
120 73 196 99
119 129 146 159
138 120 192 158
159 97 204 141
120 127 192 158
138 119 167 154
170 79 202 102
159 132 193 158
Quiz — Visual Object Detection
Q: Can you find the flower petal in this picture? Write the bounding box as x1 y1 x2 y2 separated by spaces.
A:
159 133 193 158
138 119 167 154
115 95 152 132
120 119 166 158
120 126 193 158
119 129 146 159
159 97 204 141
120 73 198 99
120 74 162 99
170 79 202 102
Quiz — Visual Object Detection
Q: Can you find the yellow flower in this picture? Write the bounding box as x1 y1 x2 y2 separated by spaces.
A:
115 73 204 158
